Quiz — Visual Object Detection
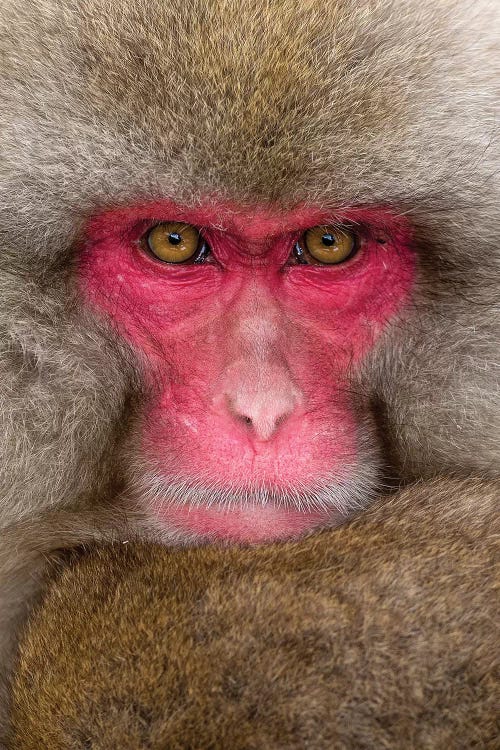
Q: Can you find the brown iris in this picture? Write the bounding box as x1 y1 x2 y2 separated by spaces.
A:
145 222 202 263
299 225 356 265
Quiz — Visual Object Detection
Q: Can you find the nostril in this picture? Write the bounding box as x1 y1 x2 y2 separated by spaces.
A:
223 379 301 441
234 407 291 441
274 413 288 430
230 407 253 428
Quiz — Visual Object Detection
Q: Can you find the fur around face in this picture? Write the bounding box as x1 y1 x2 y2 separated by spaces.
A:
9 479 500 750
0 1 497 535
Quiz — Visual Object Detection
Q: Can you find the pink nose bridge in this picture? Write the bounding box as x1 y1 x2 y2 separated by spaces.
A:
215 295 302 441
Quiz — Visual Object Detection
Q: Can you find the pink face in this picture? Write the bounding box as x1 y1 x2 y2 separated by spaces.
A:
80 201 414 543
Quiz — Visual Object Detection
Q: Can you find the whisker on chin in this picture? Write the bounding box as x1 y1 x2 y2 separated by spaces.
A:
130 458 381 521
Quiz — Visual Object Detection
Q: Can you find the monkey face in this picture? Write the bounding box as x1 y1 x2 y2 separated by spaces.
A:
0 0 496 550
80 201 414 542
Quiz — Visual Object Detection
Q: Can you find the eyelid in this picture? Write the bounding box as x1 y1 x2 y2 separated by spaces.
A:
138 222 213 265
295 225 359 266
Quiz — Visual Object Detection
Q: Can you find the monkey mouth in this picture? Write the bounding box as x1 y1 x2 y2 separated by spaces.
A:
139 470 376 543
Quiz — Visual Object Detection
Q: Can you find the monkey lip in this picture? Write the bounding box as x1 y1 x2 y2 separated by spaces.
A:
155 502 336 543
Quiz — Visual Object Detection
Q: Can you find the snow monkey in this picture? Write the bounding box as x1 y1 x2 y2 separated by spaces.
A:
0 0 498 742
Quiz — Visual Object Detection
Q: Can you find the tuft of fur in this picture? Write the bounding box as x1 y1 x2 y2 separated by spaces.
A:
9 479 500 750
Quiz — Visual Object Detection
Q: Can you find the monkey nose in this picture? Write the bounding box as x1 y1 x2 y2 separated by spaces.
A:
226 388 299 442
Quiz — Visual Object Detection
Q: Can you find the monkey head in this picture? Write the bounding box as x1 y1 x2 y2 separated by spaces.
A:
0 0 498 543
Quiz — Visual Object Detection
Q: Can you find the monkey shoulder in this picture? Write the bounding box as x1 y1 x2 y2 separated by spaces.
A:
9 478 499 750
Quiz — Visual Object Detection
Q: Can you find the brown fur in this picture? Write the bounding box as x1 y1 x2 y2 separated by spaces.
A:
9 479 500 750
0 0 499 741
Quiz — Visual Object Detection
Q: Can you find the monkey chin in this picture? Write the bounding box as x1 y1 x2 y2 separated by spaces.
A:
140 467 376 544
154 502 341 544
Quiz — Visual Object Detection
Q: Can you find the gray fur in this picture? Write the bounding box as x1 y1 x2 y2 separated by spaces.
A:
0 0 498 740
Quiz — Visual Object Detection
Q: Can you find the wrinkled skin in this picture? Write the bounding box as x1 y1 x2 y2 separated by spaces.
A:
81 202 415 542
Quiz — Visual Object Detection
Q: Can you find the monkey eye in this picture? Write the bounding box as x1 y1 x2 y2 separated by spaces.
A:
143 222 208 264
295 225 357 265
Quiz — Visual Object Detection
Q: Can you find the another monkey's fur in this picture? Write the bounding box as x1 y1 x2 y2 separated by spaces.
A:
9 479 500 750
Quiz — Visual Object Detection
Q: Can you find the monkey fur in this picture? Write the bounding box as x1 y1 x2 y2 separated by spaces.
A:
0 0 499 742
8 479 500 750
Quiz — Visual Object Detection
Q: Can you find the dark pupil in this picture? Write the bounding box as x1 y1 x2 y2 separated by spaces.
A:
168 232 182 245
321 233 336 246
